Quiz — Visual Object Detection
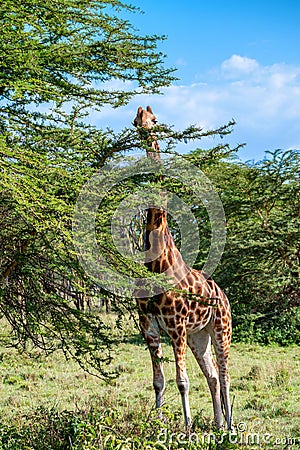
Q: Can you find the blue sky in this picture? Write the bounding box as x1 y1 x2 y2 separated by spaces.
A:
92 0 300 161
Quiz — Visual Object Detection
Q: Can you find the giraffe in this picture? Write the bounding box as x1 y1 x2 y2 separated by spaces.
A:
133 106 232 431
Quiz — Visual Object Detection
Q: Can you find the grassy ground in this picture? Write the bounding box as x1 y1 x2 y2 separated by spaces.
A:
0 315 299 449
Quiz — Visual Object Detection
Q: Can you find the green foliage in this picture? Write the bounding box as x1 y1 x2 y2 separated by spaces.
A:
0 0 239 374
0 0 299 386
190 148 300 345
0 332 299 449
0 404 244 450
1 400 299 449
234 308 300 346
0 0 176 105
0 0 177 374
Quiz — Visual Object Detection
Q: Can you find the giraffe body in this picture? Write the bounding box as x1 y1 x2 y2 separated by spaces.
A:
134 107 232 430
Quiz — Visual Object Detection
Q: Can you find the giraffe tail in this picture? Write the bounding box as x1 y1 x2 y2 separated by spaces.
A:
221 391 234 430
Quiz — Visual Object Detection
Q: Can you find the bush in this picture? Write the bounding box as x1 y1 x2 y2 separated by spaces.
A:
0 404 242 450
233 307 300 346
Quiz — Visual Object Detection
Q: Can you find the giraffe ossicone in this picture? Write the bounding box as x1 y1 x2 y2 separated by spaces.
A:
134 106 233 431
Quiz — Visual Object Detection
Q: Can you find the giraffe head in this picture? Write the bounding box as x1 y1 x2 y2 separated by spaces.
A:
133 106 160 160
133 106 157 129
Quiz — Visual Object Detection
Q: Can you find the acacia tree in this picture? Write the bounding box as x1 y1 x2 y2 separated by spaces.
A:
191 149 300 345
0 0 237 374
0 0 178 375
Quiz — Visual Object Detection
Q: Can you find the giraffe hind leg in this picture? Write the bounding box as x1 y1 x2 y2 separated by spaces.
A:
187 329 223 428
208 324 232 430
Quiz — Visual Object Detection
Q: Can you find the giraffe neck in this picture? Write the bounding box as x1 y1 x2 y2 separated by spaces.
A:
146 138 160 161
145 207 189 282
139 112 189 282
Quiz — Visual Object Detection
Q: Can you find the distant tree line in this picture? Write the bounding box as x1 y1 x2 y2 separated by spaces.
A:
189 148 300 345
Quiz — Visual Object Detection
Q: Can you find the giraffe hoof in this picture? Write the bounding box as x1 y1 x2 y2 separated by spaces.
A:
185 420 193 435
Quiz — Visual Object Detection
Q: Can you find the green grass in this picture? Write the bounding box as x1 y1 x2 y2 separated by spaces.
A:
0 315 299 449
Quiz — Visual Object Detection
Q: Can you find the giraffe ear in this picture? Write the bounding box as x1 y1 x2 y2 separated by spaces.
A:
146 105 153 114
134 106 143 127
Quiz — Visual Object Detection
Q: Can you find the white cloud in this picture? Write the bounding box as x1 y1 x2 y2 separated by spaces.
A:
221 54 259 76
89 55 300 160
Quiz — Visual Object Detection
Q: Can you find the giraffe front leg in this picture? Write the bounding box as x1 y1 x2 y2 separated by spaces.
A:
139 314 165 412
152 343 165 411
172 331 192 430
